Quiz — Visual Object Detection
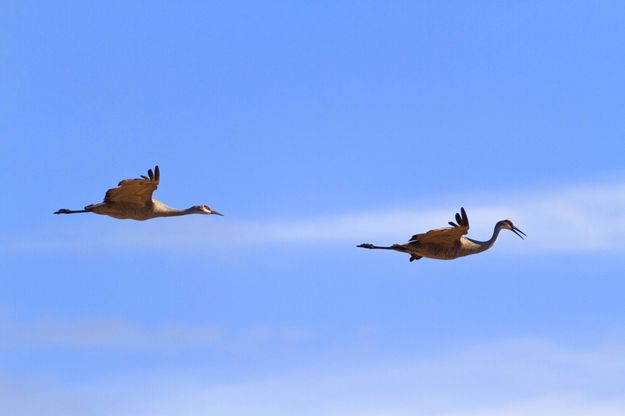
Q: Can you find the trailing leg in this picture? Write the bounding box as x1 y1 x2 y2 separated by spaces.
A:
54 208 89 214
357 243 396 250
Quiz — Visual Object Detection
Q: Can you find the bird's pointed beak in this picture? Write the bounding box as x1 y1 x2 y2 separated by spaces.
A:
210 210 224 216
511 226 526 239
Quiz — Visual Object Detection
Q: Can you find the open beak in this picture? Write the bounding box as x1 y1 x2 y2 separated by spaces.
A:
210 210 224 216
511 226 526 239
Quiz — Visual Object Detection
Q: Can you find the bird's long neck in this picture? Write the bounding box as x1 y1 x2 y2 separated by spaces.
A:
154 202 197 217
468 225 504 253
158 208 190 217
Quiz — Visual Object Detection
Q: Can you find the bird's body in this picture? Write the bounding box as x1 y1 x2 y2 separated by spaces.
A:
83 200 192 221
358 208 525 261
54 166 223 221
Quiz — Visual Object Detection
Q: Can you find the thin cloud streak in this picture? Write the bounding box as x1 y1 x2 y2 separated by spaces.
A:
2 334 625 416
0 315 313 352
5 180 625 254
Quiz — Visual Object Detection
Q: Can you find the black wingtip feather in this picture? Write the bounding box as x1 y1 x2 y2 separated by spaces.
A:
460 207 469 228
449 222 458 227
141 175 148 179
148 169 154 180
155 165 160 181
455 213 463 226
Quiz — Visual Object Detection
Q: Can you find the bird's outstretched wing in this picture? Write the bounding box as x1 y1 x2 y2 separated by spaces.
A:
409 207 470 244
103 166 160 207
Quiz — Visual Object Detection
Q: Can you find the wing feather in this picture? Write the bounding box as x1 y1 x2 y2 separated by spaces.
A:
409 208 470 244
103 165 160 207
461 207 469 228
410 226 468 244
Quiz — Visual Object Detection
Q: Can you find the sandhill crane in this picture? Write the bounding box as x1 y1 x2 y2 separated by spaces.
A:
54 165 223 221
357 207 525 261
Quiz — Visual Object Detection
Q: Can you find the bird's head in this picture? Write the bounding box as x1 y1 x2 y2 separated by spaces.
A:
497 219 526 239
190 205 224 216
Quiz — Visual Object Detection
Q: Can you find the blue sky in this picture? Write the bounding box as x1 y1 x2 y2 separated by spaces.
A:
2 1 625 414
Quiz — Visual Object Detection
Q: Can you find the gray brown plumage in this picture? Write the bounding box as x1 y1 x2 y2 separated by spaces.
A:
358 207 525 262
54 165 223 221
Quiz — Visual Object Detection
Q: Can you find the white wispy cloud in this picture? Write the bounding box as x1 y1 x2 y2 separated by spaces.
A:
2 334 625 416
4 180 625 254
0 315 313 351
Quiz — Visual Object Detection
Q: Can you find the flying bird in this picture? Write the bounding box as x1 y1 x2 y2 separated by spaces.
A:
54 165 223 221
357 207 525 261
